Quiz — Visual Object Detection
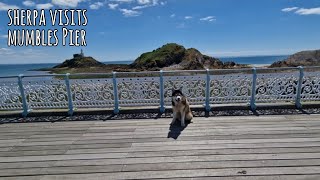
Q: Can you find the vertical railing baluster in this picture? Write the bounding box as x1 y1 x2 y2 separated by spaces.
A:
17 74 28 117
296 66 304 109
250 68 257 111
159 70 165 113
113 72 120 114
205 69 211 112
65 73 74 116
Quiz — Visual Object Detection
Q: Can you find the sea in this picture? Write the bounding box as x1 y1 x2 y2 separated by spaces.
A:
0 56 287 77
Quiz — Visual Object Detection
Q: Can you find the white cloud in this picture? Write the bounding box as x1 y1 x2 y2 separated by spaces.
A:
132 5 149 10
200 16 216 22
120 8 141 17
0 2 19 11
90 2 104 10
184 16 192 20
36 3 54 9
108 3 118 9
295 7 320 15
0 48 13 55
132 0 164 9
137 0 151 4
170 14 175 18
23 0 35 7
281 7 298 12
99 0 166 17
110 0 134 3
51 0 85 8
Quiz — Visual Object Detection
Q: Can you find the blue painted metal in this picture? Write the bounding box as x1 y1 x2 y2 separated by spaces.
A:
159 70 165 113
113 72 120 114
250 68 257 111
65 73 74 116
17 74 28 117
296 66 304 109
205 69 211 112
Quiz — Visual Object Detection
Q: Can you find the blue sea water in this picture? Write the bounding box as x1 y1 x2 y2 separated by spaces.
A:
219 55 288 65
0 56 288 77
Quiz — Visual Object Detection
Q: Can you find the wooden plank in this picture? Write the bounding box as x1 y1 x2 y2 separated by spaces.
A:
3 146 320 158
122 159 320 172
10 145 72 152
22 133 320 144
0 165 123 177
0 128 135 134
54 152 320 166
0 147 12 152
130 138 320 147
61 137 320 148
19 166 320 180
80 128 316 137
151 175 320 180
1 159 320 178
0 152 128 163
0 161 55 169
80 129 320 138
126 147 320 158
86 121 320 129
0 140 76 148
5 139 320 155
11 141 319 153
3 176 43 180
3 175 320 180
0 149 68 157
127 142 320 153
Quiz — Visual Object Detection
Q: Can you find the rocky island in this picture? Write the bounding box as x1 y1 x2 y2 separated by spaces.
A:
39 43 248 74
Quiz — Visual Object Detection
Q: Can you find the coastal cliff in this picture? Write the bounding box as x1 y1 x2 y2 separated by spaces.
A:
270 49 320 67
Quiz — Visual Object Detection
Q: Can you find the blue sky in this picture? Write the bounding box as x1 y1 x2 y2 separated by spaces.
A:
0 0 319 64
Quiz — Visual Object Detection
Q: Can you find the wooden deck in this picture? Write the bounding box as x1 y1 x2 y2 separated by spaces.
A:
1 114 320 179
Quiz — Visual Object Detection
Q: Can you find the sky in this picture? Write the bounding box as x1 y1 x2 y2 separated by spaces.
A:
0 0 319 64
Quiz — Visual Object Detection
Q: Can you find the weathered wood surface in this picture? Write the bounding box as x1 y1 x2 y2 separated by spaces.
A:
0 114 320 179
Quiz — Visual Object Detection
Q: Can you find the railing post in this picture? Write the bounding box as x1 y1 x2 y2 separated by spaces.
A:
296 66 304 109
205 69 211 112
250 68 257 111
113 72 119 114
17 74 28 117
65 73 74 116
159 70 165 113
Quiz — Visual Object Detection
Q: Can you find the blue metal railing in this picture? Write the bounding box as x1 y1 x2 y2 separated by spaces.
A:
1 66 320 117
